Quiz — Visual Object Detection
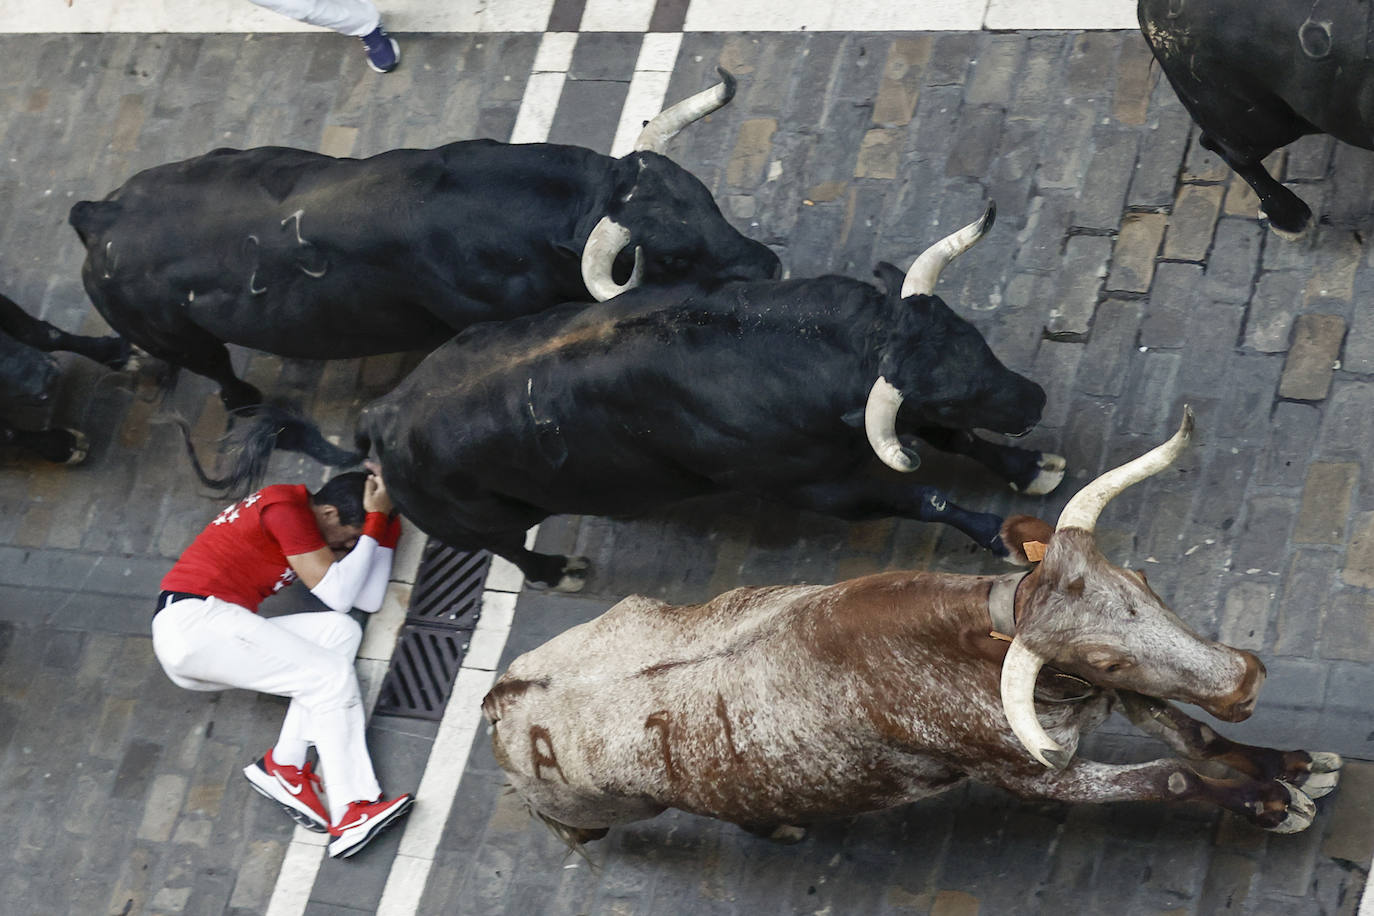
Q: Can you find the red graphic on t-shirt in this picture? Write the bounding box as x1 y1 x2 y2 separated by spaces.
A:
161 484 326 611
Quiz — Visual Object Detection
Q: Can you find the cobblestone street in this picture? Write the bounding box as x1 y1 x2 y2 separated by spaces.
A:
0 20 1371 916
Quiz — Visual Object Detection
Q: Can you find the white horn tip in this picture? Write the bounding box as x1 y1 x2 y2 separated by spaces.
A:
1038 746 1072 770
1179 404 1195 440
978 200 997 236
878 445 919 473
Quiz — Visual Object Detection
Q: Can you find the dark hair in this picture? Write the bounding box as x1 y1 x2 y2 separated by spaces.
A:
311 471 369 526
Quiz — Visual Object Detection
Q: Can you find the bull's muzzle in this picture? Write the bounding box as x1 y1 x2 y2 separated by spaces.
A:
1204 651 1266 723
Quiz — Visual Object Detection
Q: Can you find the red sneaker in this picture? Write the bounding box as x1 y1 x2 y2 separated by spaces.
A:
328 793 414 858
243 749 329 833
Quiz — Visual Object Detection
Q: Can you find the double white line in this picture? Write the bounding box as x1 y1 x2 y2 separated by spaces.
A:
266 29 688 915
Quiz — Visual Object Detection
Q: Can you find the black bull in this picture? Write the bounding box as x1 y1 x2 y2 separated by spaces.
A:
0 291 131 465
1139 0 1374 238
68 69 779 413
207 208 1065 589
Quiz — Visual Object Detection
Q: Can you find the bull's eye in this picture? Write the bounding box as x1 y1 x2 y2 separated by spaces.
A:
1084 650 1130 673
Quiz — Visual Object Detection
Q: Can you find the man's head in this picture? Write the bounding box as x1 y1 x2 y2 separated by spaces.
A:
311 471 369 555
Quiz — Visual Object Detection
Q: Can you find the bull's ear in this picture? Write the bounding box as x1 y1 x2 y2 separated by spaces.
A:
1000 515 1055 566
608 153 653 211
873 261 904 297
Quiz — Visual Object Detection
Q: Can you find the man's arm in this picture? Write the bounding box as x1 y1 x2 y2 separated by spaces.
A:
287 469 395 611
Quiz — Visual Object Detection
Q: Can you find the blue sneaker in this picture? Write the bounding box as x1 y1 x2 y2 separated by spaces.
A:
360 25 400 73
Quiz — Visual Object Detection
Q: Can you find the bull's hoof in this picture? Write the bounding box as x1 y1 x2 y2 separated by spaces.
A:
115 343 152 373
1259 208 1311 243
1011 453 1067 496
554 556 590 593
1264 781 1316 834
1296 751 1342 800
34 428 89 465
740 822 808 843
61 429 90 465
765 824 807 844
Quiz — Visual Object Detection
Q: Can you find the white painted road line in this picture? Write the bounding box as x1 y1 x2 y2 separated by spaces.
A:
611 34 685 158
581 0 658 33
377 553 531 914
509 32 579 145
265 518 426 916
0 0 1141 32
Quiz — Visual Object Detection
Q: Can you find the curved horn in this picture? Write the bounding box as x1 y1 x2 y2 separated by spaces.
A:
1056 406 1195 533
900 201 997 298
580 217 645 301
864 377 918 472
633 67 737 154
1001 639 1070 770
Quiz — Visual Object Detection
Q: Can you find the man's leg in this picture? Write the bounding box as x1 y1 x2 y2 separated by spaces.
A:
153 599 380 813
153 598 411 853
246 0 379 36
270 611 381 820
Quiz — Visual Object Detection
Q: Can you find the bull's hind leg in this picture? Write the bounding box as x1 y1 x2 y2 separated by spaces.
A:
0 293 132 369
387 489 590 591
915 427 1066 496
988 756 1319 834
1118 692 1341 799
485 534 590 592
1198 134 1312 240
0 420 89 465
142 329 262 412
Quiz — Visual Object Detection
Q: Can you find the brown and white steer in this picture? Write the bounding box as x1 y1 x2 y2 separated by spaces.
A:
482 410 1341 842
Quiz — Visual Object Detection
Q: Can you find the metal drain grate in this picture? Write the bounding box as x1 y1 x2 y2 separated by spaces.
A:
375 540 491 720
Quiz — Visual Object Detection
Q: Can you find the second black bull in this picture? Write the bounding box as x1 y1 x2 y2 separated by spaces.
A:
207 205 1065 590
68 70 779 413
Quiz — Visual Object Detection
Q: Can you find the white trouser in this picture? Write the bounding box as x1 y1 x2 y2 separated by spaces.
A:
152 596 381 821
247 0 380 37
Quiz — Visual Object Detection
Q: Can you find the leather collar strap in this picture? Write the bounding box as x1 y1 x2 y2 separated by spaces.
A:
988 571 1029 637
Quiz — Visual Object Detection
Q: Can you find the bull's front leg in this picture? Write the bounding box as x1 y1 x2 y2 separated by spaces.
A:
1117 691 1341 799
986 756 1319 834
780 477 1010 558
0 292 131 369
914 426 1065 496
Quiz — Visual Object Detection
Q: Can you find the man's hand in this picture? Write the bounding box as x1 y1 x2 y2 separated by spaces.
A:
364 460 394 516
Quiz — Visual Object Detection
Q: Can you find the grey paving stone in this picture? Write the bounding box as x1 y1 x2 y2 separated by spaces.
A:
547 76 629 152
1275 549 1336 657
1204 217 1265 304
1008 33 1068 121
567 32 641 82
1321 589 1374 663
1128 95 1193 210
1279 313 1346 401
1317 378 1374 460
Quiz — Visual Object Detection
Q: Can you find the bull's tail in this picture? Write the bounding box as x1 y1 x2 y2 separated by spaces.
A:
69 200 121 247
162 405 364 495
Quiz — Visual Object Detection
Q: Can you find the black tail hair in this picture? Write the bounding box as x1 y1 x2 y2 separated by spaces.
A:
162 404 364 496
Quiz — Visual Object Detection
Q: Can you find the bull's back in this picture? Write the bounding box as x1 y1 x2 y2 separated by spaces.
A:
368 278 880 521
1139 0 1374 148
485 577 989 826
69 142 611 357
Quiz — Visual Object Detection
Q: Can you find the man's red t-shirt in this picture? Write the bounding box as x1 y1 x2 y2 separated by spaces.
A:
160 485 327 612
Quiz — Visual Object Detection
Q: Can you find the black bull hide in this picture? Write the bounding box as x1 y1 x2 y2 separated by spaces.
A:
277 266 1053 589
69 135 779 413
1139 0 1374 237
